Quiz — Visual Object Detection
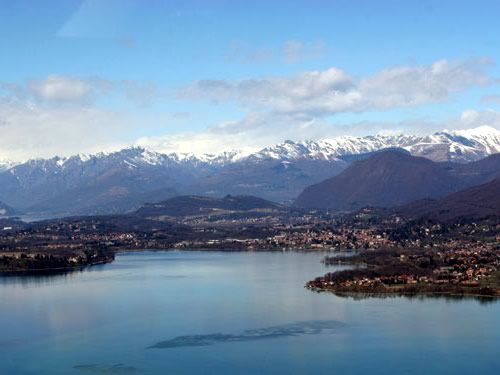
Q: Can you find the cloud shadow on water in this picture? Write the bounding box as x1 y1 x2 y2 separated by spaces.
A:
148 320 346 349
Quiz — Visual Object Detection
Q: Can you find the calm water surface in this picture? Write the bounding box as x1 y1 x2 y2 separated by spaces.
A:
0 251 499 374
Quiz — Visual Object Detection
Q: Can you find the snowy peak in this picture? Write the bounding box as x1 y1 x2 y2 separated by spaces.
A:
118 147 170 167
405 126 500 162
249 126 500 163
1 126 499 175
169 149 254 166
449 126 500 156
247 141 317 161
452 125 499 137
0 160 17 172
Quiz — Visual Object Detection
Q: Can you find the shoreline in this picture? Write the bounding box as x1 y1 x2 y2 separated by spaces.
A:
114 247 344 254
305 285 500 299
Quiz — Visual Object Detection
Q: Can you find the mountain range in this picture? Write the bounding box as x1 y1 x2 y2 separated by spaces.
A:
0 126 498 216
249 126 500 163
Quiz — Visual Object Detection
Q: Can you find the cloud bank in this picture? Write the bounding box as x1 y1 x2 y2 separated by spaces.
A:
0 58 498 160
141 58 498 155
180 59 492 116
137 109 500 156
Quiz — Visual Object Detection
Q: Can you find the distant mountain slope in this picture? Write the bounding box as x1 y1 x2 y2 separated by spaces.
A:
400 178 500 220
136 195 287 218
294 151 467 211
191 159 347 202
440 152 500 185
0 148 193 214
336 147 411 162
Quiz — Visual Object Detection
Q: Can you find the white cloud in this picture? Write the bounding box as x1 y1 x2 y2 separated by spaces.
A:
357 59 491 111
0 74 170 161
0 71 192 161
460 109 480 123
180 59 492 116
28 75 93 102
0 58 496 161
1 75 159 106
0 97 155 161
136 112 329 155
454 108 500 129
136 109 500 156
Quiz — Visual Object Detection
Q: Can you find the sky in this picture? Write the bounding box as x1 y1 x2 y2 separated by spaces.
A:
1 0 500 161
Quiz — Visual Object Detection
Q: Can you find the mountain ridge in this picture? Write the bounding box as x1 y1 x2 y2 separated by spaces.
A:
2 125 499 167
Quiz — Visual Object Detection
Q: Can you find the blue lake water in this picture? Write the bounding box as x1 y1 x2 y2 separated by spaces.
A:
0 250 499 374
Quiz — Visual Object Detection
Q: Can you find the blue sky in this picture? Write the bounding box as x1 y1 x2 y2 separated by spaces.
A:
0 0 499 160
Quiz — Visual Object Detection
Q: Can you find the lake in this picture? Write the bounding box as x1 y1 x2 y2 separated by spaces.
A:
0 251 499 374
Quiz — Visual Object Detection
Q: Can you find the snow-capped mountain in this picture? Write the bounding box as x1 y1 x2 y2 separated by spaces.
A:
247 137 402 162
0 147 198 215
247 126 500 163
0 126 498 216
405 126 500 162
167 148 253 166
2 125 499 169
0 160 17 173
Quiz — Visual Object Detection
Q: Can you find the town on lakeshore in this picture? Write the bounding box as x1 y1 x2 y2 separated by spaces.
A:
1 199 499 298
1 131 500 299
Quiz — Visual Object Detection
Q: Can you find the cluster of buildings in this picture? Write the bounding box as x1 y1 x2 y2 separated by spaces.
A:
264 226 392 250
431 247 500 285
308 246 500 295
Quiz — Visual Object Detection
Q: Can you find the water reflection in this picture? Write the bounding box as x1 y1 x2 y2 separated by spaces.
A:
323 291 499 305
0 265 109 288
